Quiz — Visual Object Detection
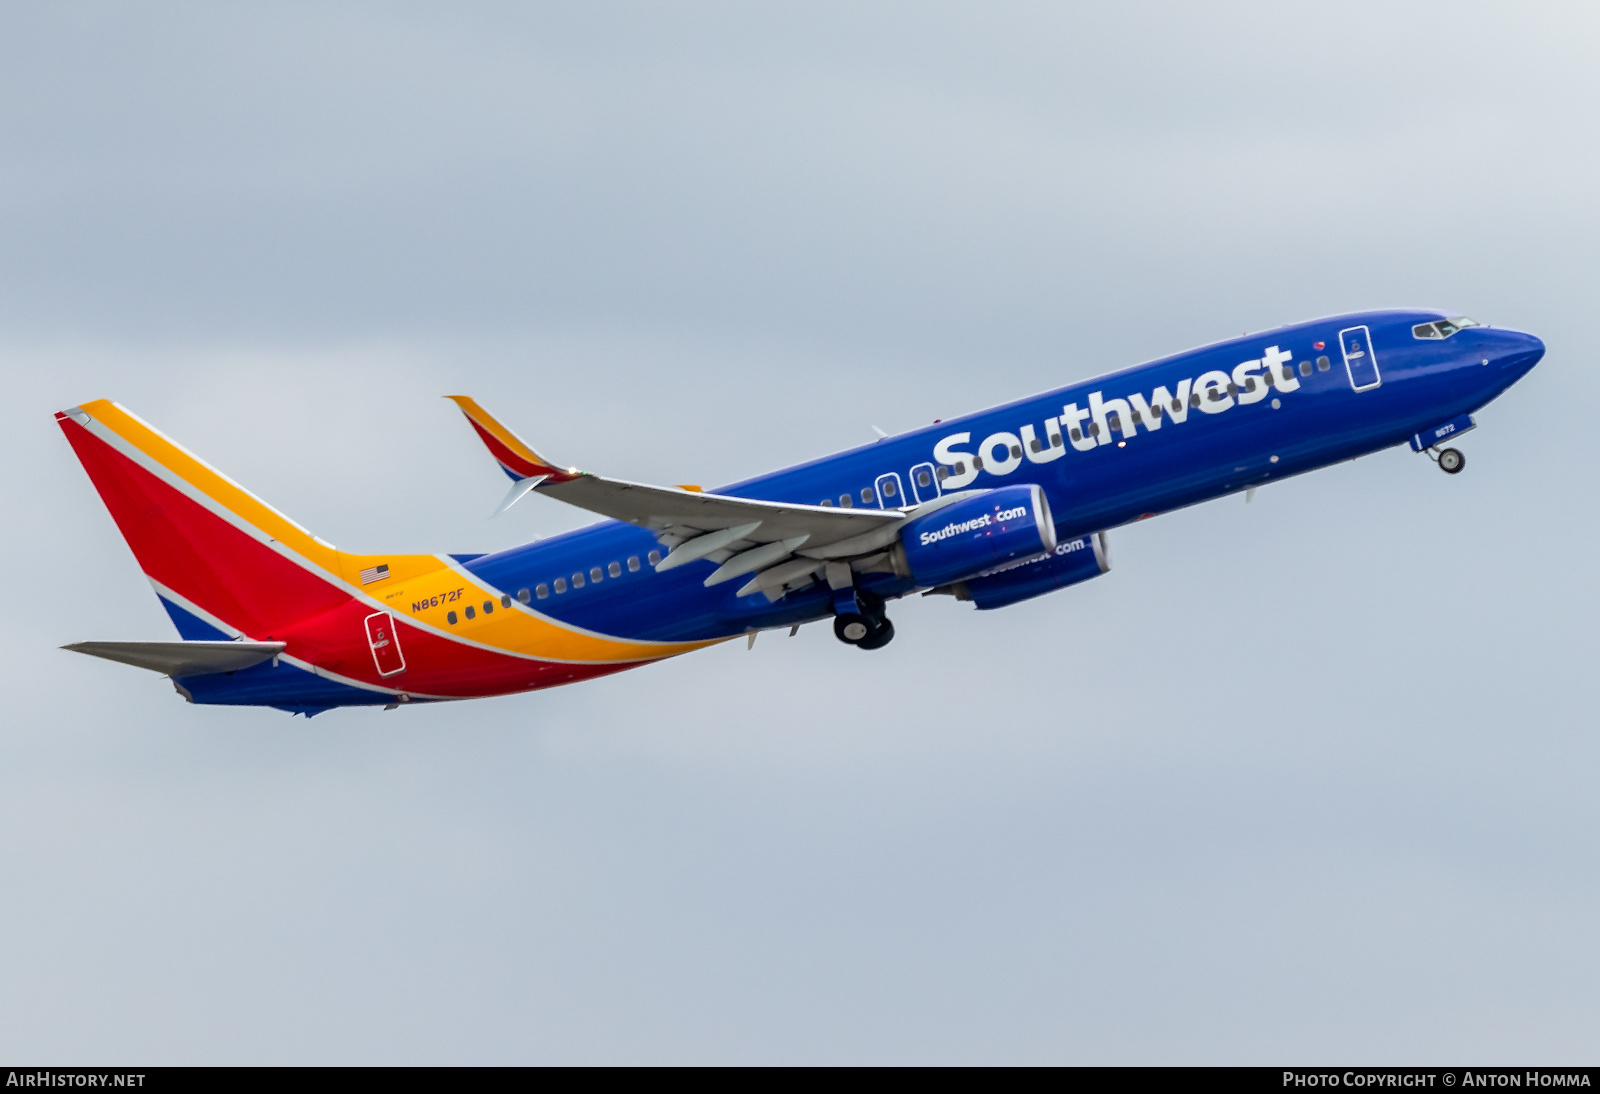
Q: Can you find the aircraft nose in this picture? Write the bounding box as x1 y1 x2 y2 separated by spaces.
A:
1488 328 1544 377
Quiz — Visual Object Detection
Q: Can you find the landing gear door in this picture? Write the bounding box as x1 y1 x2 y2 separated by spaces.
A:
874 472 905 508
908 462 941 504
1340 325 1381 391
364 611 407 677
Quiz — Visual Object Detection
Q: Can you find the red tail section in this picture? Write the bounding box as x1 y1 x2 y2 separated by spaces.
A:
57 400 713 705
58 403 354 637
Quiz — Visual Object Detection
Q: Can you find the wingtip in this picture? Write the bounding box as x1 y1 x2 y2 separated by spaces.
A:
447 395 581 484
491 474 548 518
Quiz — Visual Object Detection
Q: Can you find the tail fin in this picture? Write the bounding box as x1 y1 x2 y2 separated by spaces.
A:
56 399 436 639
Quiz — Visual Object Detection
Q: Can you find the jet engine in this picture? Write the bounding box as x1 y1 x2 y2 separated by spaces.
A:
949 530 1109 610
897 484 1055 587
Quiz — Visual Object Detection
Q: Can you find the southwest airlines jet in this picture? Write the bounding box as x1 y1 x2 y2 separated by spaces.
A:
58 310 1543 716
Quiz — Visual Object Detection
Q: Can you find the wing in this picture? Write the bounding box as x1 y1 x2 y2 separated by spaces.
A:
447 396 970 600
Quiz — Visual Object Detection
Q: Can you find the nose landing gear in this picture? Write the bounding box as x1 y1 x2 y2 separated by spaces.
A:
1425 445 1465 474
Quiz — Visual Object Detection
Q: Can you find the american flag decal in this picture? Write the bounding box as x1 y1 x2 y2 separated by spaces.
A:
359 563 390 584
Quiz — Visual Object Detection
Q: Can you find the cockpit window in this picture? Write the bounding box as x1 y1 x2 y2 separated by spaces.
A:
1413 316 1480 340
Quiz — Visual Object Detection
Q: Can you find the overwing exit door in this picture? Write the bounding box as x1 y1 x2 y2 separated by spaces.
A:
874 472 905 508
908 462 941 504
1340 325 1381 391
364 611 407 677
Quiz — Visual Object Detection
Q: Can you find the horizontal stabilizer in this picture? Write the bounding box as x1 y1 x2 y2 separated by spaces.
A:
63 640 287 677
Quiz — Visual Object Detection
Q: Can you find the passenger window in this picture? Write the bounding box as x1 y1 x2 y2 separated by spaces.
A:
1029 437 1042 452
627 556 640 572
534 585 548 600
1070 428 1082 441
608 561 621 578
1299 361 1311 376
1151 404 1163 418
483 600 493 614
973 456 985 468
647 550 661 566
464 605 475 620
572 573 585 589
951 461 965 475
839 494 852 507
590 566 602 582
860 487 873 503
917 469 932 486
519 587 532 603
1169 399 1182 412
500 594 511 608
447 610 458 625
1189 393 1201 407
1226 383 1238 396
935 466 949 481
820 498 832 506
554 577 567 593
1316 356 1330 370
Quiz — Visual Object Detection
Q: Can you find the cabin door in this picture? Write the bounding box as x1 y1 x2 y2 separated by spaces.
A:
364 611 407 677
907 461 941 504
1339 325 1382 392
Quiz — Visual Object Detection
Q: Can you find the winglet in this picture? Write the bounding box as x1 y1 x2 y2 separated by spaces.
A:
492 474 548 518
445 396 578 484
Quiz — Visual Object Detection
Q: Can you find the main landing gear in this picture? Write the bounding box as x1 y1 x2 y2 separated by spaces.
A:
834 611 895 650
832 588 895 650
1426 446 1466 475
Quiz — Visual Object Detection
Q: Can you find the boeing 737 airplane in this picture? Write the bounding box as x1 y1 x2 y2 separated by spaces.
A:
57 310 1543 715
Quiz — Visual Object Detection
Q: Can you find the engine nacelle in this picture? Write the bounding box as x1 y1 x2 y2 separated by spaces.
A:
899 484 1055 588
954 530 1109 610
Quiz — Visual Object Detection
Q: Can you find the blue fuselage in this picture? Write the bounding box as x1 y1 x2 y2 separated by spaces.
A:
466 310 1544 641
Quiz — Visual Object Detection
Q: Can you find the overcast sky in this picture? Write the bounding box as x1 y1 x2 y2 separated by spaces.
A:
3 2 1598 1063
